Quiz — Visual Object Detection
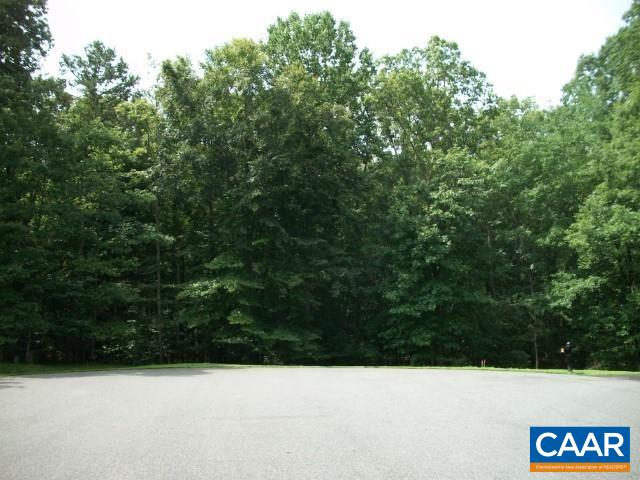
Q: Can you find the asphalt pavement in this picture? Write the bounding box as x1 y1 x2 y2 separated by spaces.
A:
1 367 638 479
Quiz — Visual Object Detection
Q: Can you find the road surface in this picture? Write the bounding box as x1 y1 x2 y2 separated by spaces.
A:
1 367 638 479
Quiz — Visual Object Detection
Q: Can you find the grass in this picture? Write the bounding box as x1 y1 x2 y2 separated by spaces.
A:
382 365 640 377
0 362 243 377
1 362 639 378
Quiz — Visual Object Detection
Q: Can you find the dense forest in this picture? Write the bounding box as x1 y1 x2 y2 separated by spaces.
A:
1 0 639 369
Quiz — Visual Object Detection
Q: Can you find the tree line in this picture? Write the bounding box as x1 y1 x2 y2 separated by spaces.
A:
1 0 639 369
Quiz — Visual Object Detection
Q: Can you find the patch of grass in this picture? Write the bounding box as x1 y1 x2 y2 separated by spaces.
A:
0 362 244 377
1 362 638 378
376 365 640 377
0 363 119 376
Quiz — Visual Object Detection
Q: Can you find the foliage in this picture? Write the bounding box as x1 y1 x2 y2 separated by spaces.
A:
1 2 639 369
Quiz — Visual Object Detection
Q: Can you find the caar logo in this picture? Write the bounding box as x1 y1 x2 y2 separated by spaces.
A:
530 427 630 472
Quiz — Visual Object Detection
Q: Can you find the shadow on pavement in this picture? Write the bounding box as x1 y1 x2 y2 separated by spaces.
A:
2 366 249 381
0 379 25 389
613 374 640 382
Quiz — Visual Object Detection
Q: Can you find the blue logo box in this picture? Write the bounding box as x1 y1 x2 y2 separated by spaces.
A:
530 427 630 464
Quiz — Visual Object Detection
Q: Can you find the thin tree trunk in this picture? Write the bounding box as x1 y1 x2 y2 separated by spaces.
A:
529 267 539 369
155 197 164 363
25 331 33 364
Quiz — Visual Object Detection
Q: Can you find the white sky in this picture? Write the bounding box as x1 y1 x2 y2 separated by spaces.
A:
43 0 632 106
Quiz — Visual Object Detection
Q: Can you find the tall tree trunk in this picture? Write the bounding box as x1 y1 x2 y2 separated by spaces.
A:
25 331 33 364
155 197 164 363
529 267 539 369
